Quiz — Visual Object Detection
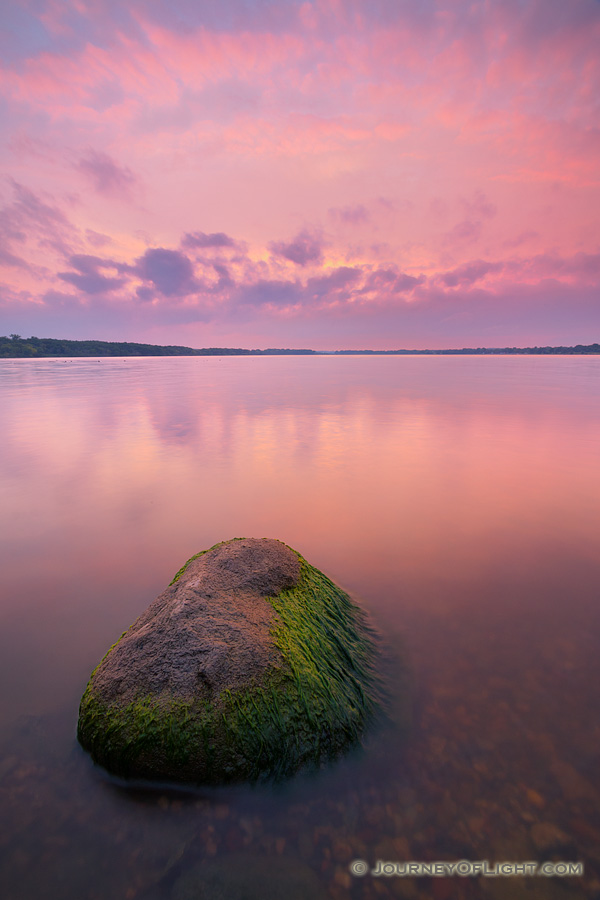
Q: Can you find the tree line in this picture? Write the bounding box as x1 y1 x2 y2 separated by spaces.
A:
0 336 316 358
1 334 599 358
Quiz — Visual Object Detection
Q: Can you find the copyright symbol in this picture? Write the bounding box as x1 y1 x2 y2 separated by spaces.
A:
350 859 369 876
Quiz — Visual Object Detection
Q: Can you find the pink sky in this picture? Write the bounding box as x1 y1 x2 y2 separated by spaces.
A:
0 0 599 349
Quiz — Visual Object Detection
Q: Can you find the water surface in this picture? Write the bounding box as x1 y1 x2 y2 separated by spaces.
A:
1 355 599 900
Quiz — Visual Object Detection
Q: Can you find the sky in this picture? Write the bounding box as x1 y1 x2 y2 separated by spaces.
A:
0 0 599 350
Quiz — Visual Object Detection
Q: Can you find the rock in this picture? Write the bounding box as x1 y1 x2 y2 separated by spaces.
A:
78 538 380 784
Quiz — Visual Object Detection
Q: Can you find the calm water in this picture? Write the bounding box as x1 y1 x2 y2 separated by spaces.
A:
1 355 599 900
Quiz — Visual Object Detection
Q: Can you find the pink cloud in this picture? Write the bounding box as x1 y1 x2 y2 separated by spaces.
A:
328 204 369 225
75 150 137 198
269 230 325 267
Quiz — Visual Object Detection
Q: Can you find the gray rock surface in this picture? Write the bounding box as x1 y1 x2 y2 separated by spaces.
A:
89 538 300 707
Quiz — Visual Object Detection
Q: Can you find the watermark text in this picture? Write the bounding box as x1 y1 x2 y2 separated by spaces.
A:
349 859 584 878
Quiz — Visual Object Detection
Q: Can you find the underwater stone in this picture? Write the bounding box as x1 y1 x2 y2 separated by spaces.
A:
77 537 380 784
77 538 378 784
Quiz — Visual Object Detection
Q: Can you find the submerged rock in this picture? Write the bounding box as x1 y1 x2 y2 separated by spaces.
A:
77 538 380 784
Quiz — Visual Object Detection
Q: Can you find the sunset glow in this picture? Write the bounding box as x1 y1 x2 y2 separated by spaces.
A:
1 0 599 348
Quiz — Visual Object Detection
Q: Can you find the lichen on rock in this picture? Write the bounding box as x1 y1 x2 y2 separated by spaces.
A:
77 537 381 784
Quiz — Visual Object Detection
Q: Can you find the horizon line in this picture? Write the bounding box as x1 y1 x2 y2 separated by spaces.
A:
0 334 600 359
1 335 600 357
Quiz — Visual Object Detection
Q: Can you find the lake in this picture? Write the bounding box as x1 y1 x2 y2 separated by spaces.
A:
1 354 599 900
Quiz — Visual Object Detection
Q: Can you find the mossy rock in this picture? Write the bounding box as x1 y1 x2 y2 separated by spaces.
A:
77 538 381 784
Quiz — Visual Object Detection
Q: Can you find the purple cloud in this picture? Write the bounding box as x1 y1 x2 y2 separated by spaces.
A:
306 266 361 299
360 267 425 295
75 150 137 198
85 229 113 248
328 204 370 225
441 191 498 248
0 247 28 268
439 260 504 288
57 254 125 295
444 219 483 246
518 251 600 282
236 266 362 310
181 231 238 249
0 180 76 257
269 230 324 267
237 278 301 307
135 247 198 297
211 262 234 291
461 190 497 220
135 285 155 302
503 231 539 249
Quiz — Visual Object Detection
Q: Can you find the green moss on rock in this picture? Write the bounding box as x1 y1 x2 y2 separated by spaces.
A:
77 539 381 784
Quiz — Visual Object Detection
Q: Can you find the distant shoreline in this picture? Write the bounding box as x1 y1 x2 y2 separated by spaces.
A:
1 335 599 358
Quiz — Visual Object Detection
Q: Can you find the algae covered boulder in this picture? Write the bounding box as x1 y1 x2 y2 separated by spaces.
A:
77 537 380 784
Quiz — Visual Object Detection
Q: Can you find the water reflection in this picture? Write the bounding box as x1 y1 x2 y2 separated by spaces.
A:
1 355 599 899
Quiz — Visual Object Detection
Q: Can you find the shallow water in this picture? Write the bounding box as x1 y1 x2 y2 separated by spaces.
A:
1 355 599 900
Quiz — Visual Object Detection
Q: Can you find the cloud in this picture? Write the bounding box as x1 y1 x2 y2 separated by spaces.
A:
41 290 88 311
181 231 238 249
460 190 497 221
57 254 125 295
434 250 600 291
328 204 370 225
75 150 137 198
520 251 600 283
0 247 29 268
443 219 484 246
0 179 77 258
228 263 423 315
134 247 198 296
135 285 154 302
441 190 498 248
236 266 375 312
236 278 301 308
438 260 505 288
211 261 234 291
85 229 113 247
269 230 324 266
360 267 425 295
305 266 362 301
503 230 539 249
